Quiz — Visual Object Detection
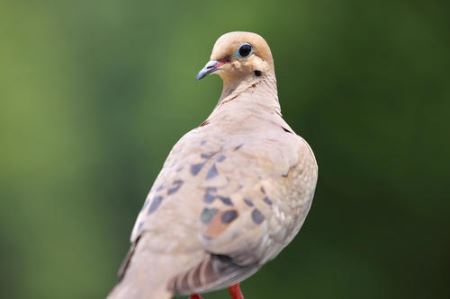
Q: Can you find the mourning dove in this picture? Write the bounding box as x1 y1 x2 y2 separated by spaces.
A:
108 31 318 299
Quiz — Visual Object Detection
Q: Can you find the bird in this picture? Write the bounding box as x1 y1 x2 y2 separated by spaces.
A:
107 31 318 299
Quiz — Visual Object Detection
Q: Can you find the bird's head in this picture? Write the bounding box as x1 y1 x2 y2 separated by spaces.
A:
196 32 275 84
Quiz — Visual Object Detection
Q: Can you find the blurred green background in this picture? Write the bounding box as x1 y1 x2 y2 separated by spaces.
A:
1 0 449 298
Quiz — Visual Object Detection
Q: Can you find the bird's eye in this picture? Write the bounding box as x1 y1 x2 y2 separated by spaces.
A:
237 43 252 58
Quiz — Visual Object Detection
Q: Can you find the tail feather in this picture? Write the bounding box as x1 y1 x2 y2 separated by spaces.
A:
169 253 258 295
107 237 173 299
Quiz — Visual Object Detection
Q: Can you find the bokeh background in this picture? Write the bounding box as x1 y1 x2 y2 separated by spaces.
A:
1 0 449 298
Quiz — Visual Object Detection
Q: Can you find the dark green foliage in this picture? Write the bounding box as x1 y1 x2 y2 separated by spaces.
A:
0 0 449 298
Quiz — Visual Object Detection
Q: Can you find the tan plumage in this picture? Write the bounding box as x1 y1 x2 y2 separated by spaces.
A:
108 31 318 299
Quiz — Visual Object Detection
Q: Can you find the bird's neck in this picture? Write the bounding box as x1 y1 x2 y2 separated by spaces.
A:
217 73 281 114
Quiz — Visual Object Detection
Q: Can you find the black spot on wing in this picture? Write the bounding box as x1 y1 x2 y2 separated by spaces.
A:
282 126 293 133
191 163 204 176
251 208 265 224
263 196 273 205
201 207 218 224
233 144 243 151
218 196 233 206
148 196 164 214
221 210 238 224
260 186 266 194
167 179 183 195
201 152 216 159
243 198 254 207
216 154 226 162
204 193 215 203
203 187 217 203
206 164 218 180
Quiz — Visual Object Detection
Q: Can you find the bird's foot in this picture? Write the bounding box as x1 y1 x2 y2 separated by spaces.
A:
228 283 244 299
189 283 244 299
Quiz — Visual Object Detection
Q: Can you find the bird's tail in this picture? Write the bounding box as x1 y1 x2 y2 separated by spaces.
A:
107 237 173 299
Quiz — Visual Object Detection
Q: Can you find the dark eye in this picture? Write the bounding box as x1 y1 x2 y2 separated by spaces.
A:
237 43 252 57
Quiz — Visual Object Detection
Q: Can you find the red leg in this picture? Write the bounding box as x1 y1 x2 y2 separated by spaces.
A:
228 283 244 299
190 294 203 299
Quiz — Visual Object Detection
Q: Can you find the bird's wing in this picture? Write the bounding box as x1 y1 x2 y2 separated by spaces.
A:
169 126 318 294
121 122 317 295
